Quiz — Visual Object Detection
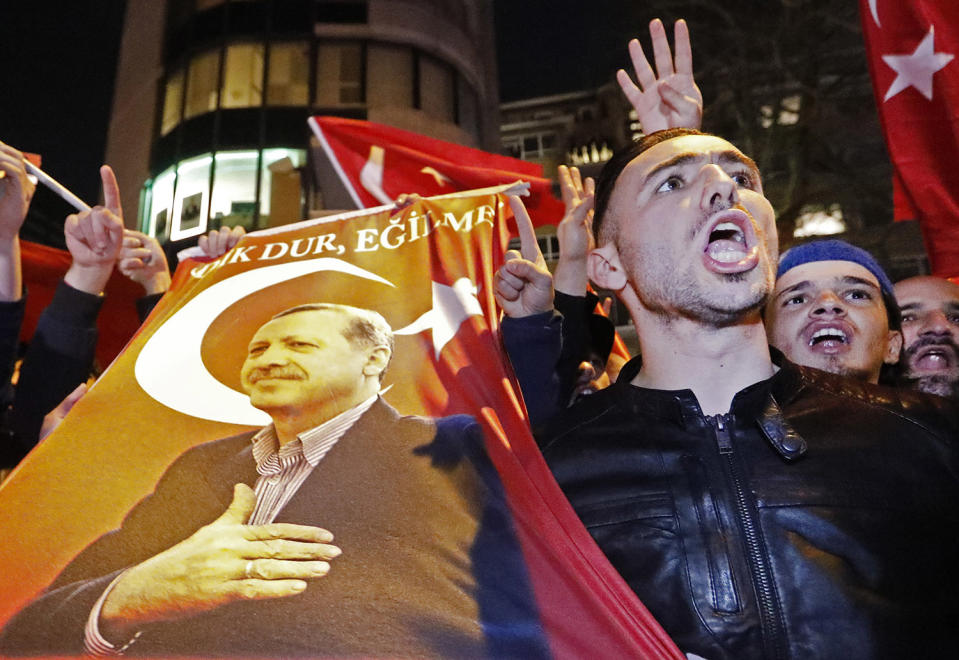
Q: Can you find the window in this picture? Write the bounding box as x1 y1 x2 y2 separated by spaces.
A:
315 42 364 106
221 43 264 109
210 151 259 230
160 69 185 136
260 148 306 227
456 76 479 136
268 42 310 106
505 131 560 160
146 167 176 239
184 50 221 119
171 155 212 241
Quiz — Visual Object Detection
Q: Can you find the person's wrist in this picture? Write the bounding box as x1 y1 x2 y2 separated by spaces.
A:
65 262 113 295
140 271 171 296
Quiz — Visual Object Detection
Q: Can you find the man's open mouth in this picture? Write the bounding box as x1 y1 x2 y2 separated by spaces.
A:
911 343 958 372
702 209 760 273
802 322 853 354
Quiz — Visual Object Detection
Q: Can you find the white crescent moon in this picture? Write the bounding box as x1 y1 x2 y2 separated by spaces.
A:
868 0 880 27
135 258 394 425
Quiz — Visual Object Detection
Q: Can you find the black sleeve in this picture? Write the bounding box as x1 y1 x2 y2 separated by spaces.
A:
8 281 102 457
500 311 563 429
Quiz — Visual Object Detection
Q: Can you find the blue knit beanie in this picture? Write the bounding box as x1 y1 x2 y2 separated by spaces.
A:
776 239 900 329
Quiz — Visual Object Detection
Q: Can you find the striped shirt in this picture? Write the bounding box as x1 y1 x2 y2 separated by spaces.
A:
84 394 378 656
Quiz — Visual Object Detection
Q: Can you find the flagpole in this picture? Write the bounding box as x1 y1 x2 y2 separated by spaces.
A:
23 161 91 212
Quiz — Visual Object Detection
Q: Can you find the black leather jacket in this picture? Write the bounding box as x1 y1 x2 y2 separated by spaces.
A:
539 356 959 659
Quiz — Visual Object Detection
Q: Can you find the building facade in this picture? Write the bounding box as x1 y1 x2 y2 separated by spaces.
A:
105 0 499 248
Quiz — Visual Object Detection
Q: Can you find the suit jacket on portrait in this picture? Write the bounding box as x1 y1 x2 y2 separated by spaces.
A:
0 398 550 658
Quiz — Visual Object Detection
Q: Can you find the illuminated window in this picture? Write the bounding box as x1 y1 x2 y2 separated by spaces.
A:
793 204 847 238
221 43 264 109
268 42 310 106
161 70 184 136
260 148 306 227
146 167 176 239
171 155 212 241
211 151 259 230
185 50 221 119
316 42 364 106
419 55 454 122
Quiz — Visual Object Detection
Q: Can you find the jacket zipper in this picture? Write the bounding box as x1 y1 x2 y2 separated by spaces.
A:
710 413 788 659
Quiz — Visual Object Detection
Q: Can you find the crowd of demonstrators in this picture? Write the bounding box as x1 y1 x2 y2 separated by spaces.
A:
496 18 959 660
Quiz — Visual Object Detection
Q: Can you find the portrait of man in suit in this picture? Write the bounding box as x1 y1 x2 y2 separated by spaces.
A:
0 303 549 658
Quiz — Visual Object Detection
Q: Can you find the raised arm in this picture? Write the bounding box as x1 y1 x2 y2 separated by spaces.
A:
63 165 124 296
552 165 595 297
617 18 703 134
0 142 36 302
494 196 553 319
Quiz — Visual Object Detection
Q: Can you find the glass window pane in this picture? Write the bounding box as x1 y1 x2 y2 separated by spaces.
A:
147 167 176 240
419 55 454 122
171 155 212 241
161 70 185 136
267 42 309 106
315 42 363 106
185 50 221 119
211 151 259 230
367 44 412 108
260 148 306 228
221 43 263 109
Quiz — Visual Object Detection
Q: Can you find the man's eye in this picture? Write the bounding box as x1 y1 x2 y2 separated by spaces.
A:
655 176 684 193
901 313 917 323
845 289 872 301
248 346 266 356
731 171 754 188
948 314 959 325
784 295 805 306
289 341 318 350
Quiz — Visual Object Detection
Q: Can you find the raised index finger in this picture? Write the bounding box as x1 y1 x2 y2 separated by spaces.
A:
507 195 543 265
100 165 122 217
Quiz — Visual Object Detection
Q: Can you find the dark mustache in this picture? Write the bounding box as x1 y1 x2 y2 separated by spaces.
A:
247 365 307 383
903 335 959 359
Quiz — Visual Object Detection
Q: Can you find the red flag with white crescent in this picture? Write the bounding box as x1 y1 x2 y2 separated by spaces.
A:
310 116 566 227
859 0 959 276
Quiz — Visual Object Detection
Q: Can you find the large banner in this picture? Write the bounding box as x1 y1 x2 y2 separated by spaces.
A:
0 186 681 658
859 0 959 277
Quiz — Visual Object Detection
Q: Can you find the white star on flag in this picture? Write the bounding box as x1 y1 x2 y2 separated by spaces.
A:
394 278 483 356
882 26 955 102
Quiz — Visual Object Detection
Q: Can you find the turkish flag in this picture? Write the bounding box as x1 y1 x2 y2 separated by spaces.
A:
859 0 959 276
310 116 566 227
0 188 680 659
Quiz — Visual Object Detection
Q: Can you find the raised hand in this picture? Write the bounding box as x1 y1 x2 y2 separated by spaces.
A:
494 196 553 318
39 382 88 441
616 18 703 134
100 483 341 640
553 165 595 296
119 230 171 296
199 225 246 259
0 142 36 241
63 166 124 295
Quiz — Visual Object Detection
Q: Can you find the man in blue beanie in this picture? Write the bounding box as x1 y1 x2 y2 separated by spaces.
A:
764 239 902 383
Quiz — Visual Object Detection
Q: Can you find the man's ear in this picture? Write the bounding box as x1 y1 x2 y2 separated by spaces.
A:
588 244 627 291
884 330 903 365
364 346 391 378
